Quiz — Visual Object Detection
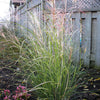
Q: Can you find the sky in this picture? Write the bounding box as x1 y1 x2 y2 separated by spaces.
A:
0 0 10 20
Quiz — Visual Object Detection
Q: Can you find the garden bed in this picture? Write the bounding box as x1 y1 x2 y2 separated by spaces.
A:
0 58 100 100
0 29 100 100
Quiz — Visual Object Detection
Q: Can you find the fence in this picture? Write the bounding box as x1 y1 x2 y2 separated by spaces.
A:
12 0 100 68
71 12 100 67
67 0 100 11
15 0 42 35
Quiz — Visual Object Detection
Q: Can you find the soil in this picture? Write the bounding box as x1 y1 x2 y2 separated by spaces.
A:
0 59 100 100
0 59 36 100
72 68 100 100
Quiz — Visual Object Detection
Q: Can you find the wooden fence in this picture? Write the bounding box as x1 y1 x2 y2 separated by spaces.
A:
71 12 100 67
12 0 100 68
15 0 43 35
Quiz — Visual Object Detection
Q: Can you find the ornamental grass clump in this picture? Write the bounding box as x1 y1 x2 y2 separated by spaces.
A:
0 1 86 99
17 1 85 100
